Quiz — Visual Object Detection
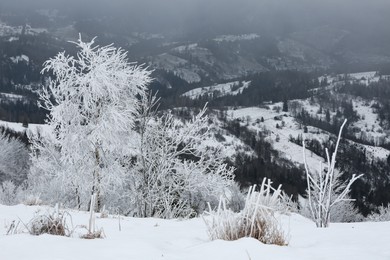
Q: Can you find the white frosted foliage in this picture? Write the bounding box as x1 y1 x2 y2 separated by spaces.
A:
29 36 152 210
303 119 363 228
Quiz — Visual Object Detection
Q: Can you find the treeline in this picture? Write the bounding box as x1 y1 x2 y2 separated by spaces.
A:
0 33 68 88
290 94 390 148
0 100 46 124
296 103 358 136
0 125 29 146
155 70 320 109
338 80 390 100
338 80 390 128
148 70 205 110
212 71 316 107
0 33 72 126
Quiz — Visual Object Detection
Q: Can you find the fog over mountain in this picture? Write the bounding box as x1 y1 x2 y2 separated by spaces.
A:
1 0 390 82
2 0 390 38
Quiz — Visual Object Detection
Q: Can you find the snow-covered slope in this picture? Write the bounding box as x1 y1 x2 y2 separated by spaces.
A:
213 33 260 42
228 106 327 172
182 81 250 100
0 93 26 102
288 97 390 158
0 120 49 136
150 53 203 83
227 101 390 172
1 204 389 260
0 22 47 37
149 35 268 82
319 71 390 87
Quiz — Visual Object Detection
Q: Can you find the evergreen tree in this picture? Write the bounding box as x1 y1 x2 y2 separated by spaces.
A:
325 109 331 123
282 98 288 112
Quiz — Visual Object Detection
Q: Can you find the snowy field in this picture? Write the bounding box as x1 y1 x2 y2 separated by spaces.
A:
319 71 390 89
182 81 250 100
1 204 390 260
214 33 260 42
0 92 26 102
0 120 49 135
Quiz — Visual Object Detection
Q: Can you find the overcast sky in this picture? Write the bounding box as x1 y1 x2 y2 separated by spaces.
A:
1 0 390 38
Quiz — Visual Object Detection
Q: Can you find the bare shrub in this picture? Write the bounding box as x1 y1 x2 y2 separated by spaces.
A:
29 214 67 236
303 119 362 227
80 229 104 239
7 200 106 239
27 206 72 236
204 179 288 246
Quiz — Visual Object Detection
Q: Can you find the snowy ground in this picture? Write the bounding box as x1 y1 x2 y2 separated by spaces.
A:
182 81 250 100
0 120 49 135
1 204 389 260
319 71 387 86
213 33 260 42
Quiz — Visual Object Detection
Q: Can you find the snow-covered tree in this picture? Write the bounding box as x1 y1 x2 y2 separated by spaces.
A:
29 36 236 217
330 196 362 223
28 127 69 206
124 94 235 218
366 204 390 222
0 181 17 205
302 119 363 227
0 132 30 185
29 36 152 210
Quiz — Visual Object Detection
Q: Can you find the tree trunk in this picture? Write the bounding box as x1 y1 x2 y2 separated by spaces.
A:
92 146 102 212
75 186 81 210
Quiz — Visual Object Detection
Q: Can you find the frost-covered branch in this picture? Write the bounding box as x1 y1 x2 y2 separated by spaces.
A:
29 36 236 218
127 100 235 218
303 119 363 227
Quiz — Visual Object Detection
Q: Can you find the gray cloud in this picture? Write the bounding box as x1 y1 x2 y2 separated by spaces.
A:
1 0 390 38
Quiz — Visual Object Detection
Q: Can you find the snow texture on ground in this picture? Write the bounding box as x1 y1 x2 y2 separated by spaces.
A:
1 204 389 260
